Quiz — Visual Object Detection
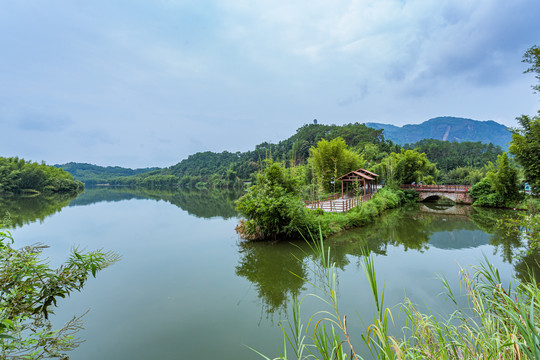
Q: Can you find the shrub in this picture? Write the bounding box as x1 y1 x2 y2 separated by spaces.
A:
236 161 316 241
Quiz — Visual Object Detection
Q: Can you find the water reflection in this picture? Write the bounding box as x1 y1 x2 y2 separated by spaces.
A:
1 187 243 227
235 241 308 317
515 249 540 283
0 193 78 228
235 204 536 315
71 187 242 219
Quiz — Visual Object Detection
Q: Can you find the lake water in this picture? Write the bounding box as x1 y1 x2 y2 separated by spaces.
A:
2 188 533 359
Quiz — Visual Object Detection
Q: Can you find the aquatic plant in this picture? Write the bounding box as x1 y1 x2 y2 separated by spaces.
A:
258 231 540 359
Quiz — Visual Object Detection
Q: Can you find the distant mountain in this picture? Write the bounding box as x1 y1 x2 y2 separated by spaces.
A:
365 117 512 148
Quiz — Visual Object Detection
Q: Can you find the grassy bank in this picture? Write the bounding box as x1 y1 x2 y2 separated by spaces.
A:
313 186 416 237
236 174 416 241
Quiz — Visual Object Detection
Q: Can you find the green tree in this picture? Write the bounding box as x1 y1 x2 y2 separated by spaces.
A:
523 44 540 93
509 44 540 193
0 157 83 195
308 137 364 193
439 166 485 185
509 112 540 193
403 139 503 172
373 149 438 185
469 152 521 207
236 160 312 241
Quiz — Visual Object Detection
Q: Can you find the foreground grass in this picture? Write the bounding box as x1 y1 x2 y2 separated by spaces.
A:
257 233 540 359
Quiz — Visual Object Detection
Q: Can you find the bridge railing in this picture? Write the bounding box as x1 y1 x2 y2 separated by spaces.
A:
400 184 472 192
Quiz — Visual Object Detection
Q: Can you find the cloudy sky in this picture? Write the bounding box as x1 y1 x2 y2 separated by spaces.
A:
1 0 539 168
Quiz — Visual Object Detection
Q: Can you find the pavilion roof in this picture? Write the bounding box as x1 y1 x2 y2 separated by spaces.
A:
337 168 379 181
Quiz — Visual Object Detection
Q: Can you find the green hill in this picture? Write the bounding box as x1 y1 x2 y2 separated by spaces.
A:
57 118 510 191
366 117 512 148
55 162 160 185
100 122 395 189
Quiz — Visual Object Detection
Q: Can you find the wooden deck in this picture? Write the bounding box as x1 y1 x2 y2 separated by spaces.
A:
304 193 374 212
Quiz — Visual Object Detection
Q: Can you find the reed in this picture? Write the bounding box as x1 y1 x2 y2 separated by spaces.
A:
258 231 540 359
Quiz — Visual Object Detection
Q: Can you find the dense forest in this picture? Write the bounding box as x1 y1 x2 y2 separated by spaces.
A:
403 139 503 171
63 123 398 190
59 121 510 190
0 157 84 194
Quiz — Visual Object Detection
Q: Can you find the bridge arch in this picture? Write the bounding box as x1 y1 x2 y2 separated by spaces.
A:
401 185 473 205
421 194 456 203
419 192 463 203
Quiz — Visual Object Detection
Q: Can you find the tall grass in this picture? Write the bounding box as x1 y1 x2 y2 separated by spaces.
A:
257 232 540 359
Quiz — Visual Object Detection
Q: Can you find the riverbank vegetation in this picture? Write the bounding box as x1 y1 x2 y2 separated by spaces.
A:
235 158 417 241
0 157 84 195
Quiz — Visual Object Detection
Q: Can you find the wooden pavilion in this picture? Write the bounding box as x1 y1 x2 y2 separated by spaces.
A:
337 168 379 198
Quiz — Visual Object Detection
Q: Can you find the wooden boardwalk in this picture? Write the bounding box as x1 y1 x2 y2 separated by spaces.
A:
304 193 374 213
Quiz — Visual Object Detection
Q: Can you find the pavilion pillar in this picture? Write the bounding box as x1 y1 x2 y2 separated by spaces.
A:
341 180 344 198
363 180 366 195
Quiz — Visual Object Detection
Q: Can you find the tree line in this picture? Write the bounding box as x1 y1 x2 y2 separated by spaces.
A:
0 157 84 195
61 122 509 191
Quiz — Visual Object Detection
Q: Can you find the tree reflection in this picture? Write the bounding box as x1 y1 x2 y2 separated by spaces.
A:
469 207 523 263
1 187 244 228
235 241 308 316
0 193 77 228
514 249 540 283
235 204 530 317
69 186 243 219
328 206 434 269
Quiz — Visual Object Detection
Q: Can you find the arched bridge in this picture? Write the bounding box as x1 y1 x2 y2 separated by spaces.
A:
400 185 473 204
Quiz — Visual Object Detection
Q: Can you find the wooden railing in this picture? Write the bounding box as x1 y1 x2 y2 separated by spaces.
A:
303 192 341 206
400 184 472 192
304 192 374 212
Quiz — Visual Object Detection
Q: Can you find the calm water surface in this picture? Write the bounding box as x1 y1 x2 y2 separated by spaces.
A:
2 188 532 359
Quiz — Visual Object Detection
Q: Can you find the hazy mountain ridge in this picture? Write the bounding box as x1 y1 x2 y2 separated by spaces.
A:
366 117 512 148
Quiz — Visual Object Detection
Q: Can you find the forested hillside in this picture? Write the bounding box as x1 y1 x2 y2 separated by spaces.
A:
56 120 511 190
0 157 84 194
104 123 397 189
366 117 512 148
